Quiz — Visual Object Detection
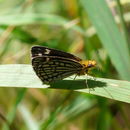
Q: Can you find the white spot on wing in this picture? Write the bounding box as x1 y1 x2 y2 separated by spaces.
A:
38 53 42 56
44 49 51 54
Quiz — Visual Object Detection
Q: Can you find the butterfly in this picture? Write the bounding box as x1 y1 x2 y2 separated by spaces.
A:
31 46 96 84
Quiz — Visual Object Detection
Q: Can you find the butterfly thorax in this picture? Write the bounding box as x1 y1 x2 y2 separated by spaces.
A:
78 60 96 75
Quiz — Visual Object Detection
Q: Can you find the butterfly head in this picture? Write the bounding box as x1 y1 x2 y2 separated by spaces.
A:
80 60 96 69
87 60 96 68
78 60 96 75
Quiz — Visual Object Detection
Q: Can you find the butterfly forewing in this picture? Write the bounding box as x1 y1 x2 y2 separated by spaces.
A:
31 46 83 84
31 46 81 61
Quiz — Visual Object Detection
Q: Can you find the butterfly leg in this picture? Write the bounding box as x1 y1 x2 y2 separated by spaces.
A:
85 75 88 88
87 72 96 81
90 76 96 81
84 75 90 93
73 74 78 80
85 74 95 93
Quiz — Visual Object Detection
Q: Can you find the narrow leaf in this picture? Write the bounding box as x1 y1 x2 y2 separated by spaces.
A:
0 65 130 103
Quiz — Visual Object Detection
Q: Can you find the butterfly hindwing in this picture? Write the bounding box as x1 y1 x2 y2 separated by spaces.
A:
32 56 83 84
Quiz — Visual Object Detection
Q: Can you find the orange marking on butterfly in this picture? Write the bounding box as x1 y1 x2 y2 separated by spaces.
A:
78 60 96 75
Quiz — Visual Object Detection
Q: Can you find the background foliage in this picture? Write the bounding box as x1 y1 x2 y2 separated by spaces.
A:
0 0 130 130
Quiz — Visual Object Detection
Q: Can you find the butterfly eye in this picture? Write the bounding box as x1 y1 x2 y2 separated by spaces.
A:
87 64 92 68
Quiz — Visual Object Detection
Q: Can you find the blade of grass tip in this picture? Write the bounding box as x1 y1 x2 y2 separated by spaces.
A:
1 65 130 103
80 0 130 80
2 88 27 130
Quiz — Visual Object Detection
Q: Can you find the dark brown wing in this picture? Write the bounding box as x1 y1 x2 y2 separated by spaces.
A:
31 46 81 62
32 56 83 84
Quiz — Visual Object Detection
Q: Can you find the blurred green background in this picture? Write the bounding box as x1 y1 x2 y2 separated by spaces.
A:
0 0 130 130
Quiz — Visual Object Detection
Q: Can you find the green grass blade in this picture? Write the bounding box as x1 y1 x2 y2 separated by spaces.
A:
0 64 130 103
116 0 130 47
18 104 39 130
0 14 67 25
2 88 27 130
80 0 130 80
40 96 96 129
0 13 84 35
